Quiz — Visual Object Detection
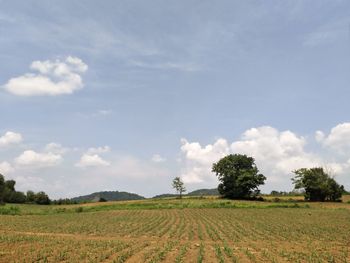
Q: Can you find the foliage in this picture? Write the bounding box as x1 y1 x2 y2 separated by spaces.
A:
0 174 27 204
34 191 51 205
4 191 27 203
292 167 344 202
0 174 5 204
52 198 77 205
0 174 50 205
172 177 186 198
212 154 266 199
26 191 36 203
270 190 303 196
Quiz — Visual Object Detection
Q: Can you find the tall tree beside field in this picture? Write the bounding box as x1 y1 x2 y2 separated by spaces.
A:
292 167 344 202
0 174 5 204
172 177 186 199
212 154 266 200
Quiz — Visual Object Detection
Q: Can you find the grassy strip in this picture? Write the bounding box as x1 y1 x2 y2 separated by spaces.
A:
0 206 20 215
0 200 312 215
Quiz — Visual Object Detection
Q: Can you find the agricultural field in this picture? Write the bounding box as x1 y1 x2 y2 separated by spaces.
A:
1 197 350 262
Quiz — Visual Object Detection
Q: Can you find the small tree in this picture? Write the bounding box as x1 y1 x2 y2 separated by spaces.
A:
172 177 186 199
212 154 266 199
292 167 344 202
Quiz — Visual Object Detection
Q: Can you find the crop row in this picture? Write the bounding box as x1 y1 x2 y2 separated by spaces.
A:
1 207 350 262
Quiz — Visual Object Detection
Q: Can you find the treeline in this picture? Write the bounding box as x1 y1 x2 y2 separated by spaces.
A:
51 198 77 205
0 174 50 205
270 190 303 196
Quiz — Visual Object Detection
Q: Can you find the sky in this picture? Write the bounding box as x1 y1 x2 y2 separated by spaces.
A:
0 0 350 199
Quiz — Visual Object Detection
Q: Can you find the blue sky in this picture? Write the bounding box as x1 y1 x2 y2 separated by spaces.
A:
1 1 350 198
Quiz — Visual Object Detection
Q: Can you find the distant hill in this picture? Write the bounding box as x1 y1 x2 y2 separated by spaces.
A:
152 193 177 199
152 188 219 199
71 191 145 203
187 188 219 196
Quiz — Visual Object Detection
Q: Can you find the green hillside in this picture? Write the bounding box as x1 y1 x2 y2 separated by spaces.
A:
152 188 219 199
71 191 145 203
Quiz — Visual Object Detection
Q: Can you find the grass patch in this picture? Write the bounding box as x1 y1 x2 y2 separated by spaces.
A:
0 205 20 215
1 198 312 215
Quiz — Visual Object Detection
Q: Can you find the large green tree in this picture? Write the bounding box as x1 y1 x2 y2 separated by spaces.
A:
292 167 344 202
0 174 5 204
212 154 266 199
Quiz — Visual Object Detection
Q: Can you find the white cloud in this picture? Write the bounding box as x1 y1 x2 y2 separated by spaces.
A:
87 146 111 155
14 175 45 192
151 154 166 163
317 123 350 153
15 150 62 168
180 126 326 187
129 60 201 72
3 56 87 96
75 154 110 168
66 155 173 199
0 131 23 147
44 143 68 155
315 130 325 142
97 109 112 116
0 162 14 174
231 126 320 179
180 138 230 183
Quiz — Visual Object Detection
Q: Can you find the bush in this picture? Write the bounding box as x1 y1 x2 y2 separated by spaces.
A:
34 192 51 205
75 207 84 213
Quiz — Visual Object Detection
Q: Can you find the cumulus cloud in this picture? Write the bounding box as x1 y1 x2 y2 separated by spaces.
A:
151 154 166 163
3 56 87 96
87 146 111 155
44 143 68 155
179 126 348 189
316 123 350 153
0 131 22 147
231 126 320 182
315 130 325 142
75 154 110 168
0 161 14 174
76 147 111 168
15 150 62 168
180 138 230 183
96 109 112 116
